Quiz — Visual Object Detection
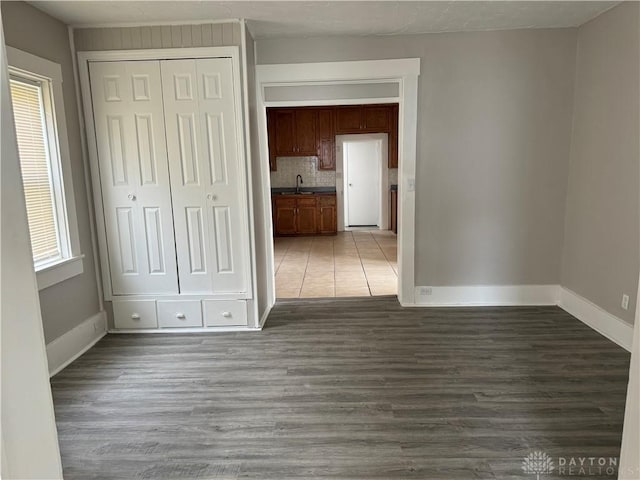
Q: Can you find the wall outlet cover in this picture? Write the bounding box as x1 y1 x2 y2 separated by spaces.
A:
621 294 630 310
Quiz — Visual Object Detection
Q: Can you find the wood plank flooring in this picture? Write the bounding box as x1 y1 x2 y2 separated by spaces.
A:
51 297 630 479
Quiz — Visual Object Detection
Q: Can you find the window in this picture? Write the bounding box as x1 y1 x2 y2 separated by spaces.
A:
8 47 83 289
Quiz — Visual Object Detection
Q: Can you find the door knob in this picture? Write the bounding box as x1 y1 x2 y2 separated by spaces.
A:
207 193 217 201
222 311 231 318
128 193 137 201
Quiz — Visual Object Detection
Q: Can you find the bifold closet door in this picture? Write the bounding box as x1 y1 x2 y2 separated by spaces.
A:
89 61 178 294
161 58 249 294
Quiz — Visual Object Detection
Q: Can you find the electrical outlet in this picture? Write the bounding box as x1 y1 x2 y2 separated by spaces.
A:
621 294 630 311
419 286 433 296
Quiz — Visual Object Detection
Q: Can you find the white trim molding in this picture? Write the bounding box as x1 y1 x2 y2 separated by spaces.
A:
46 311 107 377
411 284 561 307
259 303 273 329
559 287 634 352
255 57 420 307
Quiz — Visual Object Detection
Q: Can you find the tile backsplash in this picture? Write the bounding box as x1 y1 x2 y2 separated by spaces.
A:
270 157 336 188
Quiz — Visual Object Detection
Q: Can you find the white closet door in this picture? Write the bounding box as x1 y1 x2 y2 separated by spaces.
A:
89 61 178 295
161 58 248 294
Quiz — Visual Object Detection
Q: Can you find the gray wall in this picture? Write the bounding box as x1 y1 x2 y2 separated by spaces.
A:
1 1 101 343
257 28 577 286
561 2 640 324
245 27 271 323
74 22 241 51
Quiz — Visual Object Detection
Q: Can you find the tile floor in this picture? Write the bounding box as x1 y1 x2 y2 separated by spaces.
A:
274 230 397 298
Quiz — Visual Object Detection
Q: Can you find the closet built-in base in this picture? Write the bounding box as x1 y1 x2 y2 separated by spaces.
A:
111 297 254 331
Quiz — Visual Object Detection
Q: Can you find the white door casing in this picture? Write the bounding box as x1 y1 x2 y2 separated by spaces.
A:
89 60 178 295
345 139 381 227
161 58 249 295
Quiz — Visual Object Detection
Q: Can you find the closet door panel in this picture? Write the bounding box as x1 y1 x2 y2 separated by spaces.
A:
161 59 211 294
197 58 248 293
162 58 249 294
89 61 178 295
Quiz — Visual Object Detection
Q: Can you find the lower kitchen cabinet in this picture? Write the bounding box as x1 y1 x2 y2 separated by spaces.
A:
317 195 337 234
273 194 337 236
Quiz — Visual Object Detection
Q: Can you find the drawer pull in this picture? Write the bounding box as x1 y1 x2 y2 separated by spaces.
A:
131 313 141 320
176 313 186 319
222 311 231 318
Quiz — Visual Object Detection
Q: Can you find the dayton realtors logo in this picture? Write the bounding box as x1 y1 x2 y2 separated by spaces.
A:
522 451 555 479
522 451 618 477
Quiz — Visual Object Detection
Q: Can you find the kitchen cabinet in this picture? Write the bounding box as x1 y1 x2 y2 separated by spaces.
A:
316 109 335 170
266 104 397 171
389 104 399 168
317 195 337 234
268 108 317 158
273 194 337 236
273 197 297 235
296 197 318 234
335 104 391 134
390 188 398 234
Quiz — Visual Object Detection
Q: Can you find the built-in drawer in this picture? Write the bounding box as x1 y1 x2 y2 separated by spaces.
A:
113 300 158 329
203 300 248 327
317 195 336 207
157 300 203 328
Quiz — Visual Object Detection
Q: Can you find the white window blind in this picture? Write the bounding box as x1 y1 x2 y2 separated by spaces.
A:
10 77 62 266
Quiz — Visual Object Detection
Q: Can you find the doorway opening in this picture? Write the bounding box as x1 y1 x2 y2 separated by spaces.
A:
271 128 397 299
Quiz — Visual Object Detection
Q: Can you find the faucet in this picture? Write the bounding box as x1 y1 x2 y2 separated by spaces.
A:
295 174 303 194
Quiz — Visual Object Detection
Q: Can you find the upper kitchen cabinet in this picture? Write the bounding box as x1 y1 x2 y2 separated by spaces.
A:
389 104 399 169
268 108 317 157
335 104 391 134
316 109 335 170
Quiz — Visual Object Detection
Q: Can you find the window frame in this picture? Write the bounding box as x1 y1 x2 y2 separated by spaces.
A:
7 47 83 290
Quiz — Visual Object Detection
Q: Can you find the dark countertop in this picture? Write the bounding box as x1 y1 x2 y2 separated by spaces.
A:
272 187 336 195
390 184 398 192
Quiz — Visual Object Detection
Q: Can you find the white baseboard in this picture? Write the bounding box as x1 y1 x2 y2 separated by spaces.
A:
259 303 273 329
558 287 633 352
46 311 107 376
411 284 560 307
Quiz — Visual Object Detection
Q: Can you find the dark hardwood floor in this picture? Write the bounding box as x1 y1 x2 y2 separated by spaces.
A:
51 297 630 479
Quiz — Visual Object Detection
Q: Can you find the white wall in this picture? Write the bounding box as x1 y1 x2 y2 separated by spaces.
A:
561 2 640 325
257 28 578 288
0 13 63 478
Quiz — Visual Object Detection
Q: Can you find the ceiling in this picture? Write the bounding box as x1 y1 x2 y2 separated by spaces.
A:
31 1 619 38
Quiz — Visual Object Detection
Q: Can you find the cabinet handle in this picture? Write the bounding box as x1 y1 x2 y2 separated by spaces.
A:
222 311 231 318
176 313 186 319
128 193 136 201
207 193 217 201
131 313 140 320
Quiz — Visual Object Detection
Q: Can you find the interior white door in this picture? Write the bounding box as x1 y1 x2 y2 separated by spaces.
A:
161 58 249 294
345 140 380 226
89 61 178 295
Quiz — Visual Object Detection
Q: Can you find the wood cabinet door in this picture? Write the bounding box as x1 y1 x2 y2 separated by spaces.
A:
266 109 277 170
335 106 363 133
274 197 297 235
294 109 317 155
296 198 317 234
318 206 336 234
317 195 337 234
274 109 296 155
389 104 399 168
316 109 335 170
363 105 391 132
317 109 334 139
317 139 335 170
